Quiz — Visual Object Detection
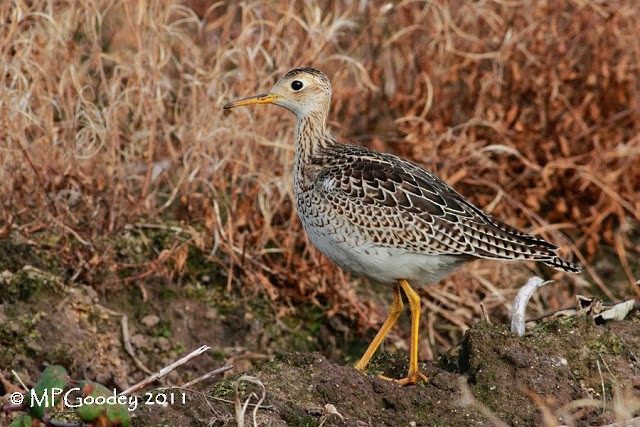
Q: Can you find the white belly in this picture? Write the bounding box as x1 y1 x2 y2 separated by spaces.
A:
302 220 465 286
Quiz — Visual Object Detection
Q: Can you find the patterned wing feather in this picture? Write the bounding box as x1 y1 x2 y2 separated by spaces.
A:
316 144 580 273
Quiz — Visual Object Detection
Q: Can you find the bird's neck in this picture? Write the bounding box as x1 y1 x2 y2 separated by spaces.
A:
294 112 332 165
293 111 332 190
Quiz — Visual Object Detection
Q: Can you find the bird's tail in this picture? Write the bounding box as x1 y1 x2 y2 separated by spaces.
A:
543 256 581 273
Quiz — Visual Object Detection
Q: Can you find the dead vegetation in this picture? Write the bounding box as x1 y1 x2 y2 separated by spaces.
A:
1 0 639 359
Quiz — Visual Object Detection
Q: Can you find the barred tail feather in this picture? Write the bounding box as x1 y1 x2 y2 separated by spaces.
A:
543 256 581 273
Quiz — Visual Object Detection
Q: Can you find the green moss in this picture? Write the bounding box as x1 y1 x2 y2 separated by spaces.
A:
0 312 43 365
151 319 173 339
183 282 208 300
171 342 186 354
279 405 319 427
587 332 624 356
50 343 75 366
210 349 230 361
273 352 295 366
273 353 319 378
365 351 405 377
0 237 62 276
209 378 249 400
0 266 64 302
260 303 329 353
184 245 223 287
257 357 283 374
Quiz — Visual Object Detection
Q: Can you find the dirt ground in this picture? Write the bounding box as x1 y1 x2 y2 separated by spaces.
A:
1 236 639 426
155 311 640 427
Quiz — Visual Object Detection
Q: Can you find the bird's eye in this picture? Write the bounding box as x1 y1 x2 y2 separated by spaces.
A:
291 80 304 91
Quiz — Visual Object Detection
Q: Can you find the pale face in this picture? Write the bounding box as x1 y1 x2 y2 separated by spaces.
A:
224 68 332 118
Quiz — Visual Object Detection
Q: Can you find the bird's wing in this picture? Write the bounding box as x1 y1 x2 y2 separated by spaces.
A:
315 144 574 267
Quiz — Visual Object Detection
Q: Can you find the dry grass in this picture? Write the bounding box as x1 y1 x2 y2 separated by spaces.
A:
1 0 639 355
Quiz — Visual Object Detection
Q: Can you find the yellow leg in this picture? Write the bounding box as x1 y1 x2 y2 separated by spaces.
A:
354 283 403 372
395 279 428 385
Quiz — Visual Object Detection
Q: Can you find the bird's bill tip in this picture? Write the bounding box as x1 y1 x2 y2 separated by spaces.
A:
223 93 280 109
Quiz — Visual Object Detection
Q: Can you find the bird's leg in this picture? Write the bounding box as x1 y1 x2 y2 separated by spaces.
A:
354 283 403 372
394 279 429 385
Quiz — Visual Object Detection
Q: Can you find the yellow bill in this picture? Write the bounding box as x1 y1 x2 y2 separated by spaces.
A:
223 93 281 109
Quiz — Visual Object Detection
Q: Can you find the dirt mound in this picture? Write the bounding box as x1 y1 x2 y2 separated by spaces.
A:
133 313 640 426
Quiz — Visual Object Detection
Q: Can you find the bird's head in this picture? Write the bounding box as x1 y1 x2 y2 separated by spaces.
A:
224 67 332 119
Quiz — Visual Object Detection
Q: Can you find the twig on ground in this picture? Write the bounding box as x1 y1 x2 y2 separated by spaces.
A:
521 387 561 426
181 365 234 389
97 305 153 375
120 240 181 284
41 415 78 427
600 417 640 427
458 377 509 427
318 403 345 427
11 370 29 392
209 395 273 410
479 301 491 324
527 298 639 323
597 359 606 413
234 375 266 427
121 345 211 396
557 397 602 426
511 277 551 336
121 314 153 375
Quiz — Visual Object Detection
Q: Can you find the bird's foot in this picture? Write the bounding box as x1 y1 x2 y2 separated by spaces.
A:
378 370 428 386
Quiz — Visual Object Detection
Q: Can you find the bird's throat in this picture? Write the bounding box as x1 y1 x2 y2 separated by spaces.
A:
293 113 332 191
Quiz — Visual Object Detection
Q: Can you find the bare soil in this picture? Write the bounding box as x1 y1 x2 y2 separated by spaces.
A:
0 236 640 426
127 315 640 426
1 236 639 426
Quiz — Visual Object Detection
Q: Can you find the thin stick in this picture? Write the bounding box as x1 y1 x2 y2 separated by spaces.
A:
181 365 234 389
459 377 510 427
11 370 29 392
120 345 211 396
601 417 640 427
527 300 640 323
121 314 153 375
96 305 152 375
479 301 491 324
597 359 606 413
511 277 552 336
234 375 266 427
208 395 273 409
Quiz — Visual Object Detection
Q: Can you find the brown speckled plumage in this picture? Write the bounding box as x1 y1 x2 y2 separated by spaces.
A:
300 139 579 269
224 67 580 385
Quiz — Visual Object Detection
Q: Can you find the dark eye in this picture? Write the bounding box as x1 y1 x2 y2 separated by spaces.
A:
291 80 304 91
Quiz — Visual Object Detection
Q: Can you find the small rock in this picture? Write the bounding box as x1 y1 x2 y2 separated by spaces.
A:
155 337 171 351
141 315 160 327
430 371 458 391
322 403 344 421
130 334 149 348
504 347 530 368
550 357 568 368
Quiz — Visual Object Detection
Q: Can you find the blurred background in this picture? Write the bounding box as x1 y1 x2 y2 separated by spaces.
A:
1 0 638 365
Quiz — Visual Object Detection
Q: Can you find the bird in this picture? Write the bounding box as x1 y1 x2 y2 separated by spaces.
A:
223 67 580 385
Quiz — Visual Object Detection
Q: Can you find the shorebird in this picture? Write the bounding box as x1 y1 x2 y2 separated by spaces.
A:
224 67 580 385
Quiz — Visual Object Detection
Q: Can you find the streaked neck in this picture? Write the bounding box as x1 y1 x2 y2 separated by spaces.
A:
294 111 331 165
